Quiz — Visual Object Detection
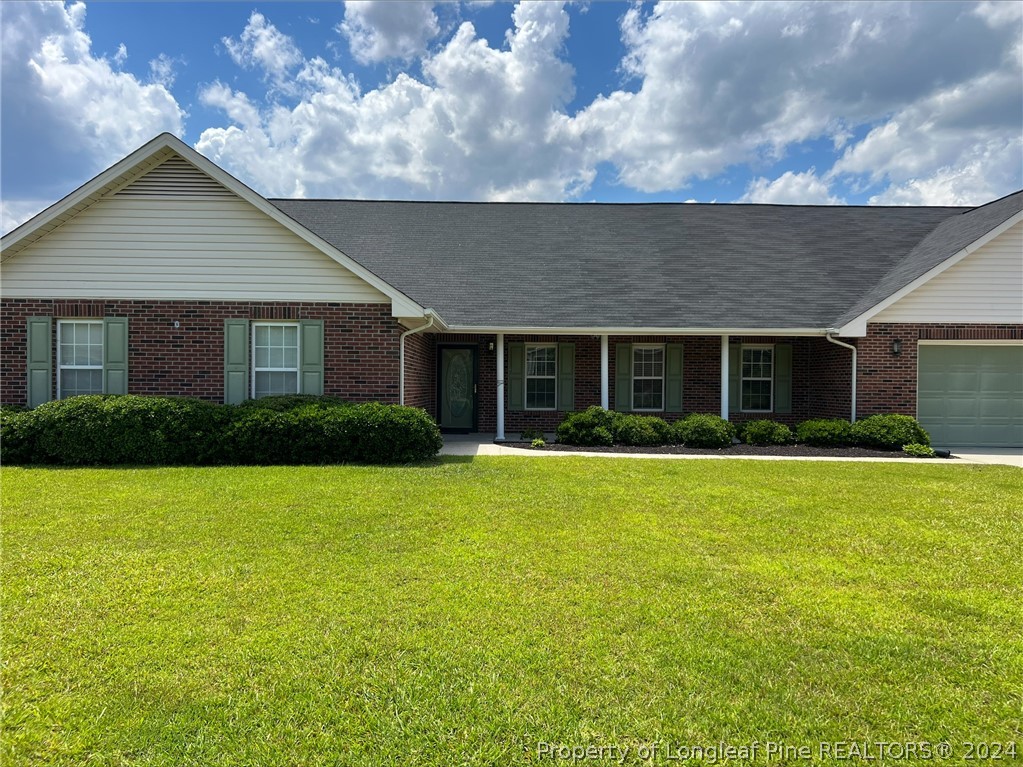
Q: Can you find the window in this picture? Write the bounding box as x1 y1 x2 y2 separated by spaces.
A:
741 345 773 411
57 320 104 398
632 345 664 411
252 322 299 398
525 344 557 410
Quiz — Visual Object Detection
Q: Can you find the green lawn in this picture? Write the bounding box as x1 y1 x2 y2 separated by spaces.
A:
2 458 1021 766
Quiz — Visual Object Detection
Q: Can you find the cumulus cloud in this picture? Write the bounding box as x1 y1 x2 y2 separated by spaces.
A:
0 1 183 205
223 11 303 86
339 1 440 64
197 2 587 200
741 170 844 205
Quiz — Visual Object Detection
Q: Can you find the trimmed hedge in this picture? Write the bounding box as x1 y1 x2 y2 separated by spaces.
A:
671 414 737 449
615 414 671 447
849 414 930 450
741 419 793 446
555 407 619 447
795 418 852 447
1 395 442 466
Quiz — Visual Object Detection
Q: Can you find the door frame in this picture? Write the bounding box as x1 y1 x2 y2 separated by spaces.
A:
436 343 479 433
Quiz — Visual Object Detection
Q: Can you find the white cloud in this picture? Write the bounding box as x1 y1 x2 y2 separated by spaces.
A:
1 199 50 236
223 11 303 86
1 0 184 204
198 3 587 200
339 1 440 64
741 169 844 205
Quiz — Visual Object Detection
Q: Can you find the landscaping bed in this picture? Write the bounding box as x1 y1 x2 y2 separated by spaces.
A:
507 441 950 458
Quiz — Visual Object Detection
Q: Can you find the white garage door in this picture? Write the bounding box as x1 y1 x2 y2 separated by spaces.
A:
918 344 1023 448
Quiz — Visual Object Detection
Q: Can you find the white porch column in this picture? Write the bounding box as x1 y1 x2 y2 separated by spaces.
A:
720 334 729 420
600 334 609 409
496 333 505 441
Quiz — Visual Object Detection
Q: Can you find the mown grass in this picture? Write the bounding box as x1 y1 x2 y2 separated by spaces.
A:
2 458 1021 765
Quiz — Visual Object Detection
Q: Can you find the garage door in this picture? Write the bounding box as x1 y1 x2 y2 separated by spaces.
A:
918 344 1023 448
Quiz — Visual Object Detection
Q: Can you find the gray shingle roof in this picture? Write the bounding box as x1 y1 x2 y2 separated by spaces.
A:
270 194 1020 330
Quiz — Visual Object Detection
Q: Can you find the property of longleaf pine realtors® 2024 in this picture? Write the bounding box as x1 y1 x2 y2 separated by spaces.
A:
534 739 1014 762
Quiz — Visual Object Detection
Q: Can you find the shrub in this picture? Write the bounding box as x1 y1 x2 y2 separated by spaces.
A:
850 414 930 450
795 418 852 447
555 407 621 447
903 443 936 458
671 413 736 449
223 402 441 465
614 414 671 446
531 438 546 449
520 427 545 441
26 395 228 466
236 394 349 411
1 395 440 466
0 408 40 465
741 419 793 446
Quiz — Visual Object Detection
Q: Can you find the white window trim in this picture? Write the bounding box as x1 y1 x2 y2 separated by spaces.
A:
632 343 666 412
740 343 774 413
56 319 104 400
524 343 558 411
251 321 301 399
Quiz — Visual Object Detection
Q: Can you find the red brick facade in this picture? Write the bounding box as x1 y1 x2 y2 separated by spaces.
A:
1 299 405 406
5 299 1018 433
857 322 1023 417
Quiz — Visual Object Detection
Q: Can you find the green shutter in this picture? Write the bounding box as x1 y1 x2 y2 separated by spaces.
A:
224 319 250 404
26 317 53 407
774 343 792 414
728 344 741 412
508 342 524 412
557 343 575 411
103 317 129 395
665 343 684 413
615 343 632 411
299 320 324 396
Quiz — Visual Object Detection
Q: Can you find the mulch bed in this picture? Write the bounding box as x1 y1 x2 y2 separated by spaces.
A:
503 442 954 459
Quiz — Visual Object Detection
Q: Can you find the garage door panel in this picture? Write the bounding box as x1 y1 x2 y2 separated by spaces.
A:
917 345 1023 448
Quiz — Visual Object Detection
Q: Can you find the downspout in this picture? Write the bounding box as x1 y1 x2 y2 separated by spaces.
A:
825 331 857 423
399 311 436 406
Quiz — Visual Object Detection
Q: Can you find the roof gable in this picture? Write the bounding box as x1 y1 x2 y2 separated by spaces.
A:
1 134 427 319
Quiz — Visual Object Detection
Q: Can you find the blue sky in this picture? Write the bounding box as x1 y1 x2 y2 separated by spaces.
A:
2 1 1021 232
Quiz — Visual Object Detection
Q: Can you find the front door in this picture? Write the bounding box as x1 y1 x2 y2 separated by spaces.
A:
438 346 477 432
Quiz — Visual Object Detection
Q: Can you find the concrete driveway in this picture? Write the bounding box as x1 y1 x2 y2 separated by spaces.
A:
947 448 1023 468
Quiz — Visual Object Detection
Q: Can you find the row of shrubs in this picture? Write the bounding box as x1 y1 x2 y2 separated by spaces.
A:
0 394 443 466
553 407 929 451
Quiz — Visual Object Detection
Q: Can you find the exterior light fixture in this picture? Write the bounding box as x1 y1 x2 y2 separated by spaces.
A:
891 339 902 356
488 342 495 352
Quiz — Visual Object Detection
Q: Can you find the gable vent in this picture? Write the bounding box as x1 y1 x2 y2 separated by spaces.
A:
116 156 236 198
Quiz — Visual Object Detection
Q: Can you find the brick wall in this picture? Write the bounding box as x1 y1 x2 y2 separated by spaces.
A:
857 322 1022 417
1 299 404 406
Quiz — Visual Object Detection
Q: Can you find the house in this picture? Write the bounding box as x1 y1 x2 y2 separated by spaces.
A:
2 133 1020 448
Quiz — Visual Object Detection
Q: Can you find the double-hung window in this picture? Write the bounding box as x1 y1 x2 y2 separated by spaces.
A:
57 320 104 398
741 345 773 412
252 322 300 398
525 344 557 410
632 345 665 411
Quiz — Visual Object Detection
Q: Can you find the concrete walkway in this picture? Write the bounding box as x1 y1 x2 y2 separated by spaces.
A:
440 434 1022 467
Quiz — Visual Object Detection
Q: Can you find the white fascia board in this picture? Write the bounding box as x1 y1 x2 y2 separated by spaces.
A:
1 133 429 321
444 325 830 336
836 210 1023 336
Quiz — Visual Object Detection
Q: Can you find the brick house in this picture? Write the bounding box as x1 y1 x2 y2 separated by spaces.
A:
2 134 1020 447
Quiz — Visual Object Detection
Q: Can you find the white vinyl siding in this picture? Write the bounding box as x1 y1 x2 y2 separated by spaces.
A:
525 344 557 410
252 323 299 398
741 345 773 412
57 320 104 398
875 220 1023 323
632 345 664 411
2 185 390 303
